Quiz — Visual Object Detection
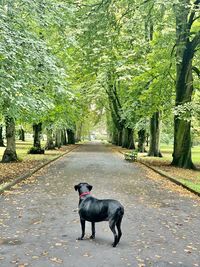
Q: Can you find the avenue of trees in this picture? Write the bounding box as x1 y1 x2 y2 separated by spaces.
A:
0 0 200 169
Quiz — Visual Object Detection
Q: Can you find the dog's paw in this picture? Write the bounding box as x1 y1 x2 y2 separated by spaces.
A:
77 237 84 240
89 235 95 239
112 242 117 247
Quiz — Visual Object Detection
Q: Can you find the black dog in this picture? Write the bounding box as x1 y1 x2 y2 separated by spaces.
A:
74 182 124 247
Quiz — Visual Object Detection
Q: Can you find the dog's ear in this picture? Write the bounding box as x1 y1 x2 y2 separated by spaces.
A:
74 185 79 191
87 184 93 191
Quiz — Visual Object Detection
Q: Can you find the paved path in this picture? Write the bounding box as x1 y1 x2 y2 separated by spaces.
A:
0 142 200 267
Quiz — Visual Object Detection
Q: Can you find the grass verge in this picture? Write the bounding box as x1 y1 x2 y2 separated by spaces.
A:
113 144 200 195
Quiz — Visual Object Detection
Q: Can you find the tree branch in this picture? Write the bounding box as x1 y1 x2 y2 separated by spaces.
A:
190 30 200 52
192 66 200 78
188 0 200 30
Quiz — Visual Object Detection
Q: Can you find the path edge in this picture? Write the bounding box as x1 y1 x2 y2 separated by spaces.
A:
0 145 80 194
116 149 200 197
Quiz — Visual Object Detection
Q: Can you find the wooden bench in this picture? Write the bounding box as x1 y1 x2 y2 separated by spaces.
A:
124 151 138 162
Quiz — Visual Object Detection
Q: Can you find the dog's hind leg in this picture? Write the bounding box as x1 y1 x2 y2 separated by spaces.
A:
116 217 122 244
78 219 85 240
90 222 95 239
109 219 118 247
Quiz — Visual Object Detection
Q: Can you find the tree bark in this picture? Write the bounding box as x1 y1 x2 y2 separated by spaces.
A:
171 49 194 168
2 116 18 162
146 133 149 147
111 125 118 145
106 72 125 146
55 129 62 148
29 123 44 154
33 123 42 149
148 111 162 157
171 1 200 169
122 127 135 149
138 129 146 152
19 127 25 141
118 129 123 146
61 129 67 145
0 124 5 147
45 128 55 150
76 122 82 142
67 129 75 144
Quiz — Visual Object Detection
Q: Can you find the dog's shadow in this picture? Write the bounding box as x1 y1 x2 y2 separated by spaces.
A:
78 235 126 248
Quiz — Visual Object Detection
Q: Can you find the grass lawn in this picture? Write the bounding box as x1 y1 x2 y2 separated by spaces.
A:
137 144 200 194
0 140 61 161
158 144 200 165
115 143 200 195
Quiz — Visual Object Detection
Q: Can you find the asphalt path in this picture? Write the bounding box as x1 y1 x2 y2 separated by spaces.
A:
0 142 200 267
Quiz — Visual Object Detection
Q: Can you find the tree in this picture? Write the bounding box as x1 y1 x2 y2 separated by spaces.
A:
171 0 200 168
0 124 5 147
2 117 17 162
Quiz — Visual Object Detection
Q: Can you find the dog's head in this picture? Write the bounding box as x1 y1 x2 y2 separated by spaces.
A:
74 182 93 194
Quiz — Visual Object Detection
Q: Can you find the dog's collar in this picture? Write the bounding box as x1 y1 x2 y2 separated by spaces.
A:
79 192 91 198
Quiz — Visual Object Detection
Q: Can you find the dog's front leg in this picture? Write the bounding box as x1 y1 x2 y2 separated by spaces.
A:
78 219 85 240
90 222 95 239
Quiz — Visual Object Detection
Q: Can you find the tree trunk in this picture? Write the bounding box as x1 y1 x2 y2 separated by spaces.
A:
171 49 194 168
29 123 44 154
0 124 5 147
19 128 25 141
55 129 62 148
76 123 82 142
171 1 199 169
148 111 162 157
172 119 194 168
45 128 55 150
146 133 149 147
33 123 42 149
2 116 18 162
111 126 118 145
107 72 125 147
61 129 67 145
122 127 135 149
138 129 146 152
118 128 123 146
67 129 75 144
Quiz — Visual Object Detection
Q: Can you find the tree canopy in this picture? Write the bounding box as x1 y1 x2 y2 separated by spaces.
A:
0 0 200 168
